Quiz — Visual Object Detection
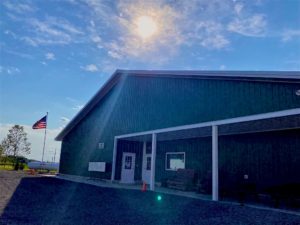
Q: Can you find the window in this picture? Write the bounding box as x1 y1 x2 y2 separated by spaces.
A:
146 156 151 170
146 142 152 154
165 152 185 171
124 156 132 169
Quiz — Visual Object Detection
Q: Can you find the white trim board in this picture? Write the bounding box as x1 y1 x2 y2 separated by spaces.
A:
115 108 300 139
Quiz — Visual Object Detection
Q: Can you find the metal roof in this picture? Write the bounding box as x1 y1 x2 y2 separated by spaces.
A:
55 69 300 141
117 69 300 81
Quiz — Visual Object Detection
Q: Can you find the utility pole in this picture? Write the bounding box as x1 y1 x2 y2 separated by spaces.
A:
54 148 56 163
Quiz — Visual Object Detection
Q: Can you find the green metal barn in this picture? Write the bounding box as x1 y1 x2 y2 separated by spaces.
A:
55 70 300 201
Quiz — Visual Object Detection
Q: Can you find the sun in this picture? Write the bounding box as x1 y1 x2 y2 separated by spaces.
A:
135 16 158 39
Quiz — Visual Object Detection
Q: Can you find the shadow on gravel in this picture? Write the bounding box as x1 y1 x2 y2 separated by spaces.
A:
1 177 300 225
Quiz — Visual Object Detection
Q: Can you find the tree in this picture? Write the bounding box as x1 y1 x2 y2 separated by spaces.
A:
0 144 3 157
1 125 31 169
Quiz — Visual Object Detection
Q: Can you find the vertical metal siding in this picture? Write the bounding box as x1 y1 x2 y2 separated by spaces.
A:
59 76 300 179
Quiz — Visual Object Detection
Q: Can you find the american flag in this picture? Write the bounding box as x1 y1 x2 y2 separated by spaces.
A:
32 115 47 129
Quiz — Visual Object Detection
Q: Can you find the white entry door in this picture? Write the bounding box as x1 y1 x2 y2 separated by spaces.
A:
121 152 136 184
142 154 151 184
142 142 151 184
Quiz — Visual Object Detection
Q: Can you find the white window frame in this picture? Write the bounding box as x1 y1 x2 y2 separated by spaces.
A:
165 152 185 171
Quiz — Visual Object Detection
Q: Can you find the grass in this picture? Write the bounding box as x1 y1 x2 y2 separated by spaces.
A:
0 164 14 170
0 163 29 171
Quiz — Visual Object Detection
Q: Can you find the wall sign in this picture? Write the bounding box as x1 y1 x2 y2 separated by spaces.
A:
98 143 105 149
88 162 106 172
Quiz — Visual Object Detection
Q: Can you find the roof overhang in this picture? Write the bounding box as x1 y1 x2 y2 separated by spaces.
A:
116 108 300 142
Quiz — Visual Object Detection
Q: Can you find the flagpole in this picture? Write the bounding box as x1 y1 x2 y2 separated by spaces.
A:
41 112 48 163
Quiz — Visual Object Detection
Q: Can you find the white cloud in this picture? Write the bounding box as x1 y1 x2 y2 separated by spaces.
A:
4 49 34 59
84 0 114 23
97 60 118 74
65 97 84 111
0 66 20 75
60 117 70 123
0 123 61 162
72 105 84 111
193 21 230 49
234 3 244 16
3 2 36 14
228 14 267 37
4 30 17 39
20 16 84 47
91 35 102 43
281 29 300 42
30 17 83 35
50 0 269 63
21 37 39 47
45 52 55 60
99 1 184 62
84 0 244 63
108 50 122 59
90 35 103 49
201 34 229 49
29 18 72 42
81 64 98 72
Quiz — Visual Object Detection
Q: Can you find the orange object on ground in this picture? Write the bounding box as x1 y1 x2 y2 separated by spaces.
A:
28 169 36 175
141 182 147 192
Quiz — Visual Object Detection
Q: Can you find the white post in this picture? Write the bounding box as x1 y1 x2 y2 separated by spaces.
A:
150 133 157 191
212 125 219 201
142 141 146 180
111 138 118 182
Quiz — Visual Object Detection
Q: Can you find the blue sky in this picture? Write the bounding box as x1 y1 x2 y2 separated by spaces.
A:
0 0 300 161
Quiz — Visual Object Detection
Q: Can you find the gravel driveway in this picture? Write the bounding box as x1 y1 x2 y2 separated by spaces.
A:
0 170 299 225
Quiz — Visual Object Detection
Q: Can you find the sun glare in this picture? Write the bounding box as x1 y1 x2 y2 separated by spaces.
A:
136 16 158 39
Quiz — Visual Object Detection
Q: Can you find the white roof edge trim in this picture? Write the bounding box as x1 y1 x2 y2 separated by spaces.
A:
115 108 300 139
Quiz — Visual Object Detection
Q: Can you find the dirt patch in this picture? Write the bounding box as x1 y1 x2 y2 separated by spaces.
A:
0 170 299 225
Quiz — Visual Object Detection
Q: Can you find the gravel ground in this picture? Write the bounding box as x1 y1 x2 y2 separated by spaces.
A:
0 170 300 225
